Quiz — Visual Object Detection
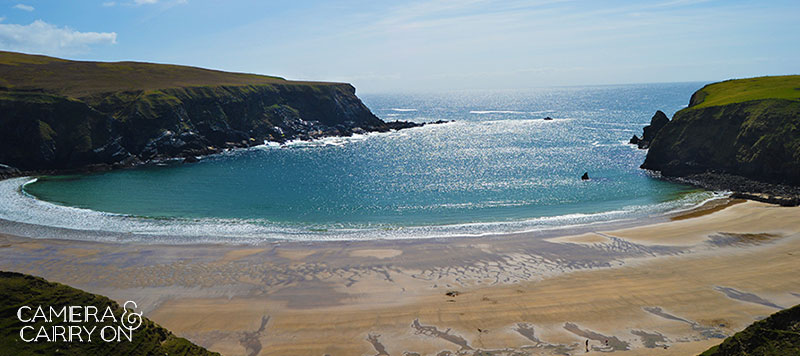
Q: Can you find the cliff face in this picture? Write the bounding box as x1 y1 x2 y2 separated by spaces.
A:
0 51 398 172
641 76 800 186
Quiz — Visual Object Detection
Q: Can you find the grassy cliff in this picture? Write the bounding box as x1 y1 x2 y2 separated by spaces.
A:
688 75 800 109
641 75 800 186
0 51 391 172
0 271 219 356
700 304 800 356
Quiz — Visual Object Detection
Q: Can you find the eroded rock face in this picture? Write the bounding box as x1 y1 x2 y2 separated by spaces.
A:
634 110 670 149
641 99 800 186
0 84 407 172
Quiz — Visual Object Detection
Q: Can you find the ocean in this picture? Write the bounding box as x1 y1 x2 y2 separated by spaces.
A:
3 82 721 242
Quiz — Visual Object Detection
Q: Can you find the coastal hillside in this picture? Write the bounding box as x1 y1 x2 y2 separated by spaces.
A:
0 51 406 172
0 271 219 355
641 75 800 186
700 303 800 356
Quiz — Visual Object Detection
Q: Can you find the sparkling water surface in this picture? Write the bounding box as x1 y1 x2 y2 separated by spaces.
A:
15 83 714 241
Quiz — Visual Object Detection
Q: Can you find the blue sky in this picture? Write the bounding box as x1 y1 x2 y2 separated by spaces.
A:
0 0 798 92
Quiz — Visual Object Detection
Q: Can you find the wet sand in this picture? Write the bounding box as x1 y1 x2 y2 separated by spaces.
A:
1 200 799 355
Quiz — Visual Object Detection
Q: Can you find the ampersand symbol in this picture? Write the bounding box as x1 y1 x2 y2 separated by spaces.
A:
121 301 143 331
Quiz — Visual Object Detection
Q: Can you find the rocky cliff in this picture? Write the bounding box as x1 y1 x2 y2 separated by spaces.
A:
0 51 419 173
640 76 800 196
630 110 669 149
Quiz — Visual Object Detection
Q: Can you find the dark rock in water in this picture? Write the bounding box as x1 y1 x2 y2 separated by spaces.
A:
183 156 199 164
629 135 641 145
635 110 670 149
543 116 554 121
385 119 452 131
581 172 590 180
385 120 423 130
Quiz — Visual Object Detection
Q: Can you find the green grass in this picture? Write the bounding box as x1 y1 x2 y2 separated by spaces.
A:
700 303 800 356
689 75 800 109
0 50 343 99
0 271 220 356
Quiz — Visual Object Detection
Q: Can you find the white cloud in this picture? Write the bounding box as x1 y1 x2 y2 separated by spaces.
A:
134 0 159 4
13 4 35 11
102 1 117 7
0 20 117 55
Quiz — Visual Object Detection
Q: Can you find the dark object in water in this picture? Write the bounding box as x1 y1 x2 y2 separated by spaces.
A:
581 172 590 180
543 116 554 121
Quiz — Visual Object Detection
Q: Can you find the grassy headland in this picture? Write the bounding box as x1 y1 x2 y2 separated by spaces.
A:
642 75 800 188
0 50 341 99
0 51 390 172
688 75 800 109
0 271 219 356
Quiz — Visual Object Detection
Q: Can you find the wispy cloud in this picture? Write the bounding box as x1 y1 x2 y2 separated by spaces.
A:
13 3 34 11
134 0 158 4
0 20 117 55
102 1 117 7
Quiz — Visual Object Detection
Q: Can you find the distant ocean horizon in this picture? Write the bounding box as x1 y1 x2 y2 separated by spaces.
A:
1 82 724 243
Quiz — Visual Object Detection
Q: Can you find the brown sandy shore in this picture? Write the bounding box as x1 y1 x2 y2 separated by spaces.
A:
1 199 799 355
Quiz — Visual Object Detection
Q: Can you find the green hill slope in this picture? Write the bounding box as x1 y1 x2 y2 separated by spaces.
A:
688 75 800 109
0 271 219 356
700 304 800 356
0 50 331 99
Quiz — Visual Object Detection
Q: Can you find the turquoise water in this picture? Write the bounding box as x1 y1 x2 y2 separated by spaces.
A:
11 83 715 241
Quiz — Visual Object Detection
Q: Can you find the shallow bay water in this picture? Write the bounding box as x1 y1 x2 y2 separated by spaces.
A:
11 82 718 241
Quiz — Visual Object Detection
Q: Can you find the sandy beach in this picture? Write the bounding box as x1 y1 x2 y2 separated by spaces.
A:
1 199 799 355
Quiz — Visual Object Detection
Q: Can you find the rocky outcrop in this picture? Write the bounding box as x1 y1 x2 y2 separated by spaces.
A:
640 76 800 205
631 110 669 149
0 52 429 174
641 100 800 185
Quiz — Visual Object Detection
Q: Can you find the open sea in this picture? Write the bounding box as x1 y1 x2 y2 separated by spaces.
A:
1 82 722 242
